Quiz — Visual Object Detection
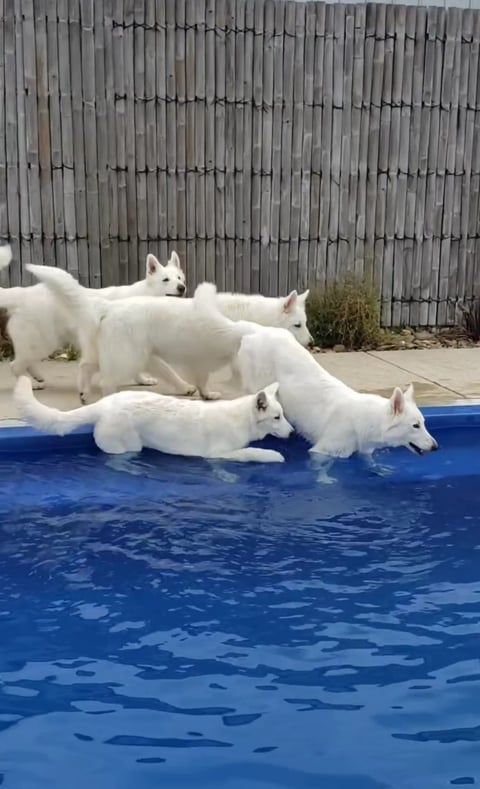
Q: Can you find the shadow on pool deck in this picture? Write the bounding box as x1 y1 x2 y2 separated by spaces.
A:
1 346 480 423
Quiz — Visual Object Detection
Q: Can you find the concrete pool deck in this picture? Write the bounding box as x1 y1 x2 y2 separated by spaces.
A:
0 346 479 425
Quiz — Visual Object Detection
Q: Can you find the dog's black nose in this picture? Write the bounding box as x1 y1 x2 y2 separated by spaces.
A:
431 440 439 451
177 284 186 295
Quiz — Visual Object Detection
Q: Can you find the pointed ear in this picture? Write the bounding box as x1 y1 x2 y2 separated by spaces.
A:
298 289 310 304
255 390 268 411
146 254 161 276
264 381 280 399
404 383 415 401
169 250 181 269
390 386 405 416
283 290 298 313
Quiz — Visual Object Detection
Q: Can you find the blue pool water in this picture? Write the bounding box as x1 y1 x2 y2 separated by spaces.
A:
0 412 480 789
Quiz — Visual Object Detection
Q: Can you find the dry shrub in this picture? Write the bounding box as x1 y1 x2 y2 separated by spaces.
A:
306 276 382 350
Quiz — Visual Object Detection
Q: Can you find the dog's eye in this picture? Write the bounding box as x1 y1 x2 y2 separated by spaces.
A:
274 415 280 420
162 277 169 283
294 323 302 328
413 422 420 429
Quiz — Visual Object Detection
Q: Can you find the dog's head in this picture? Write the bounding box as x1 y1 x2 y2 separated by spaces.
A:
252 382 293 440
145 251 186 297
277 290 313 347
385 384 438 455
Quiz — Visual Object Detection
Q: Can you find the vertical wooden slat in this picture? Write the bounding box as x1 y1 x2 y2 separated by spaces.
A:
408 7 426 327
250 0 264 293
47 0 65 273
113 0 127 283
15 0 29 283
360 3 377 290
289 2 305 292
378 5 392 325
338 5 353 277
82 0 100 287
204 0 216 284
351 5 364 278
328 4 344 288
389 5 406 327
242 0 254 294
399 7 415 326
300 1 315 292
124 0 137 283
175 0 187 270
35 0 55 269
195 0 206 284
309 3 324 289
318 3 332 293
437 9 459 325
69 0 88 283
4 0 19 285
260 0 273 295
465 12 480 306
144 0 157 271
0 0 7 279
134 0 147 272
278 0 294 295
371 5 385 313
225 0 236 290
103 0 118 285
418 7 438 326
58 0 78 279
155 0 168 265
185 0 196 287
214 0 226 290
234 0 245 291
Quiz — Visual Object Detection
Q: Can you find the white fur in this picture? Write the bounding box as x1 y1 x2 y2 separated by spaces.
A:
0 247 186 389
236 328 439 459
14 376 292 462
217 290 312 347
26 268 259 403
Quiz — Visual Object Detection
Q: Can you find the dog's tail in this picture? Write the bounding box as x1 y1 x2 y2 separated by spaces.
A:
0 244 12 272
27 263 104 329
14 376 102 436
192 282 259 340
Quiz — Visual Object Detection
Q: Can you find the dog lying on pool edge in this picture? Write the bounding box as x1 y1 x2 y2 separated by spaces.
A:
14 376 292 462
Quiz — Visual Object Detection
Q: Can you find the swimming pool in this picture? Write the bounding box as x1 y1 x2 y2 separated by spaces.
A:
0 407 479 789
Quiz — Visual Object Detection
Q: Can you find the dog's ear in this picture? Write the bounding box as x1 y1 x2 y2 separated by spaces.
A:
146 254 161 276
390 386 405 415
404 383 415 400
255 390 268 411
264 381 280 399
283 290 298 313
169 250 181 269
297 289 310 304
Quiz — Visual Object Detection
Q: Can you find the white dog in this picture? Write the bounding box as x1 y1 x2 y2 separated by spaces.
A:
236 328 438 460
0 246 186 389
14 376 292 462
26 267 260 402
217 290 312 347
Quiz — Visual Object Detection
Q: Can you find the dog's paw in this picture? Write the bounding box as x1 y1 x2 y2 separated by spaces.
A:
261 450 285 463
31 379 45 391
182 384 197 397
201 390 222 401
136 374 158 387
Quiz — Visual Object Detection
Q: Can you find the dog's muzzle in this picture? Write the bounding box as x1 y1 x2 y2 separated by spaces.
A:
409 438 439 456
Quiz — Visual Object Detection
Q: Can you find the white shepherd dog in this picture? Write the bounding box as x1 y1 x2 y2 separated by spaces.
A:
236 327 438 461
0 246 186 389
14 376 292 462
26 267 260 402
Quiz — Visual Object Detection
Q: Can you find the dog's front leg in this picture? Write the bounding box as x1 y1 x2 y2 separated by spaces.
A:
360 452 393 478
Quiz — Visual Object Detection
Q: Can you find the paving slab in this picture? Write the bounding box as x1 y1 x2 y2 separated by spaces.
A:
315 351 458 405
369 348 480 400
